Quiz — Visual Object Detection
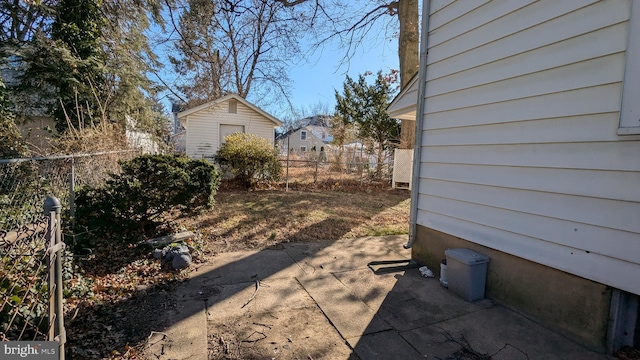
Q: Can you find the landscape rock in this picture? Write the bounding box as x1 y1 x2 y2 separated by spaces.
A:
172 253 192 269
153 243 194 269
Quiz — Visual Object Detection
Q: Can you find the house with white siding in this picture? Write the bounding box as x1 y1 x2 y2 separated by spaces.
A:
177 94 282 159
389 0 640 353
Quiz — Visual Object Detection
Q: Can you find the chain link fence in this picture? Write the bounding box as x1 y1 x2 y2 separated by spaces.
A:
1 199 65 358
0 150 139 349
0 216 50 341
280 147 394 188
0 150 139 232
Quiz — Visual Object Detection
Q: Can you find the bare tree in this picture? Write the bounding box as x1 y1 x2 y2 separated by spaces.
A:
0 0 55 43
166 0 302 108
264 0 420 147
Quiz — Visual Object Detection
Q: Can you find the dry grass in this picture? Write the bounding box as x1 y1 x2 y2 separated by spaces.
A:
181 187 411 254
52 123 129 154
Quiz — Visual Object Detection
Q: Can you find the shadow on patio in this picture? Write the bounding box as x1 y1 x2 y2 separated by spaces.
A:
143 230 609 359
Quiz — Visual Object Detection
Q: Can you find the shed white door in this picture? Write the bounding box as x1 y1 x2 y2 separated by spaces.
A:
219 124 245 145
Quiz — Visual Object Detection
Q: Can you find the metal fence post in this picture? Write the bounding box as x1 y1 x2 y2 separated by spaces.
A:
69 157 76 231
286 137 290 191
359 143 364 185
44 197 66 360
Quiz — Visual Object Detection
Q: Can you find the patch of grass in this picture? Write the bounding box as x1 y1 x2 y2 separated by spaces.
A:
181 188 410 254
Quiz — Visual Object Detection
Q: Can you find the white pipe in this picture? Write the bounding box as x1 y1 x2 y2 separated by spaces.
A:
404 0 431 249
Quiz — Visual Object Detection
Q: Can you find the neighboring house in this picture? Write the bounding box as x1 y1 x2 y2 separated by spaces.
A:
277 126 331 153
277 115 333 153
177 94 282 159
389 0 640 353
1 59 58 152
125 115 159 154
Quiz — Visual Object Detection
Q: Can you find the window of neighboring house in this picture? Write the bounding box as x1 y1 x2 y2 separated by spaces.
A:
300 130 307 141
300 145 307 152
229 99 238 114
619 0 640 135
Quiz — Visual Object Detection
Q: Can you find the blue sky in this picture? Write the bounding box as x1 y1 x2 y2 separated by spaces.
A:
155 8 401 121
158 36 398 120
282 35 399 119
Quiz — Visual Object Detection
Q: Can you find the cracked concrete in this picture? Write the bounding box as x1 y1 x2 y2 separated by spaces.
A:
147 235 611 359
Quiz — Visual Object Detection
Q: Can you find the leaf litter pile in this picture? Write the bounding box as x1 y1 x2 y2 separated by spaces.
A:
64 237 203 359
64 185 409 358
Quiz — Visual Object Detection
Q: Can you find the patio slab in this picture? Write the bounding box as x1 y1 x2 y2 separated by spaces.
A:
400 306 610 360
149 235 613 360
298 273 392 338
284 235 409 275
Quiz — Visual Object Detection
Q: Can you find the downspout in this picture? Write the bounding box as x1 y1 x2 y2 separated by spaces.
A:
404 0 431 249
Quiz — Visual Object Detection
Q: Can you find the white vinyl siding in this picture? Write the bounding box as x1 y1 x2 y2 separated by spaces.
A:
185 101 276 159
619 0 640 134
417 0 640 295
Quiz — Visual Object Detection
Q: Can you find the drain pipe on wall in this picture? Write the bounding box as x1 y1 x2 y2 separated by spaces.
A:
405 0 431 249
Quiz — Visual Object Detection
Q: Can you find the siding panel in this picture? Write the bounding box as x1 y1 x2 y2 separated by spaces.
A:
428 0 532 47
424 84 623 129
421 179 640 234
426 53 625 113
425 113 640 145
421 163 640 202
420 194 639 264
427 23 629 97
428 0 489 31
429 0 598 63
426 0 629 78
422 142 640 171
417 0 640 294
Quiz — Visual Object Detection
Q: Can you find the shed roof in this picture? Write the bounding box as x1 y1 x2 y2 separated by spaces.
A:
177 93 282 126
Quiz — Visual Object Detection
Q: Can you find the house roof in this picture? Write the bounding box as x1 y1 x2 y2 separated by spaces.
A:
300 115 332 127
387 73 419 120
177 93 282 126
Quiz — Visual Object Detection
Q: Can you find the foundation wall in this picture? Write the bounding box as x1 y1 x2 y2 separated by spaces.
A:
413 225 612 352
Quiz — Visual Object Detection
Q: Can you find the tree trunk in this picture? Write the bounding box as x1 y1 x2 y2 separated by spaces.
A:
398 0 419 149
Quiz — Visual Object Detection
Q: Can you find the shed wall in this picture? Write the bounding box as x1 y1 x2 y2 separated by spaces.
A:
185 101 276 159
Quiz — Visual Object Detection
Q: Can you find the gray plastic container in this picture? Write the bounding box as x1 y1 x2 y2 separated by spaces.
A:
444 248 490 301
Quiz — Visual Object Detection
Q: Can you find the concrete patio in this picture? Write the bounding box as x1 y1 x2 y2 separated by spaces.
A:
146 235 611 359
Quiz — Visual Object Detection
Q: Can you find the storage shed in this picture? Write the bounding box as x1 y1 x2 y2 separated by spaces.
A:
177 94 282 159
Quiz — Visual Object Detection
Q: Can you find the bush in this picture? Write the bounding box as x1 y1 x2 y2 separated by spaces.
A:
215 133 282 188
75 154 220 246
